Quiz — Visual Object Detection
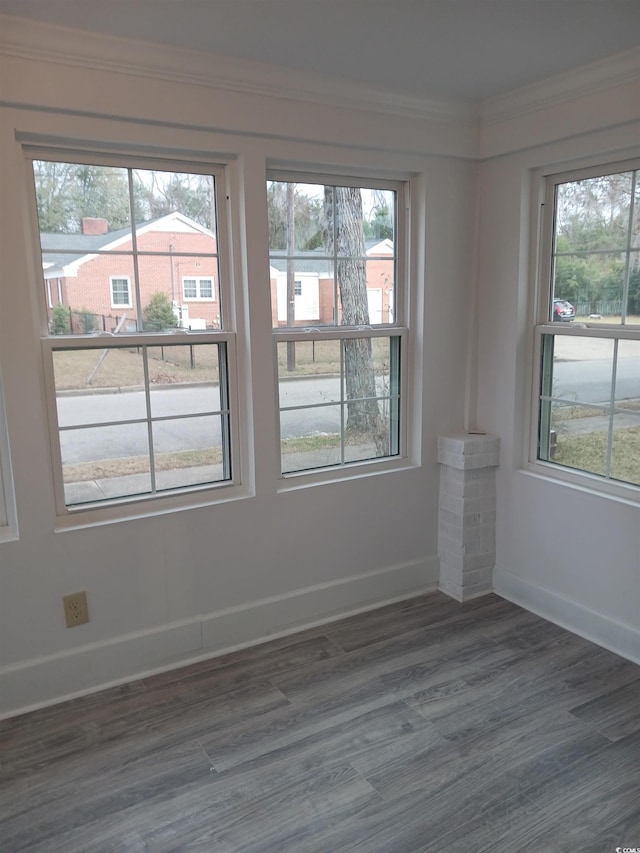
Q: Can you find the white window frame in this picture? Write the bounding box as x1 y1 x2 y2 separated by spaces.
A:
182 276 215 301
26 147 242 522
268 170 409 485
110 275 132 308
529 157 640 502
0 372 17 541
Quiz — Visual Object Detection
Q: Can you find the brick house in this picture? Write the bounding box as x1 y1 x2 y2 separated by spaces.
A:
41 211 221 331
269 238 396 326
43 214 395 331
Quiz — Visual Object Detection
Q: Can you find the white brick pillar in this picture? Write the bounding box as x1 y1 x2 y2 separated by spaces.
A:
437 434 500 601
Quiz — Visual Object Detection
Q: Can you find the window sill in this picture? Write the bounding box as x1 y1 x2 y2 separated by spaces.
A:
53 480 255 532
276 455 417 494
523 460 640 508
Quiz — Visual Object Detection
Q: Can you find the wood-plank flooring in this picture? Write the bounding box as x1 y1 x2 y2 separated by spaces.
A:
1 592 639 852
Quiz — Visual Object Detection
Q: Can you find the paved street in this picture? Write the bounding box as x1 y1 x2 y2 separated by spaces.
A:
56 356 639 466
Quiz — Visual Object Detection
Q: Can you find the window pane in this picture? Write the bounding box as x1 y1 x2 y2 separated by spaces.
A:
32 158 235 510
342 336 399 461
553 252 626 323
153 415 228 490
145 344 222 397
183 278 197 298
277 341 342 404
278 335 400 474
61 422 152 506
33 161 132 239
539 335 614 463
549 404 610 477
280 406 342 473
53 348 147 427
540 334 613 470
52 341 231 504
538 166 639 491
111 277 131 306
615 339 640 406
267 181 326 253
35 162 223 338
549 336 615 405
552 169 640 325
42 252 137 335
341 336 393 401
555 172 633 254
131 170 216 234
612 339 640 485
269 180 397 328
139 256 218 330
611 411 640 486
365 259 395 323
344 411 393 463
199 279 213 299
627 252 640 322
148 345 222 418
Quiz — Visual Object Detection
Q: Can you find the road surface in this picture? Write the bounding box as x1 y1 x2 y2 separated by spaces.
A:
57 358 639 464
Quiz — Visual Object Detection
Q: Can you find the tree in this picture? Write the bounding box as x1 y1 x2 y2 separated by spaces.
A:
33 161 218 235
363 190 394 241
554 170 639 316
33 161 131 233
143 292 178 331
324 186 387 450
267 181 324 251
50 303 70 334
132 171 215 230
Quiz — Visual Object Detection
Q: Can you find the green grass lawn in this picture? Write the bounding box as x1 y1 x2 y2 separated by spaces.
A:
554 426 640 485
53 339 393 390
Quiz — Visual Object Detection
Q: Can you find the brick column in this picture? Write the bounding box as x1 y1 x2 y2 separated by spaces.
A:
437 434 500 601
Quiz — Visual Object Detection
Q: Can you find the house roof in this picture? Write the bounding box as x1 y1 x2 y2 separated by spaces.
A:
41 225 133 274
40 211 214 277
268 239 394 277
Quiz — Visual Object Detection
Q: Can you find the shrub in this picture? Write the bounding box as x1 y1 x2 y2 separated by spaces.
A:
51 303 70 335
143 292 177 331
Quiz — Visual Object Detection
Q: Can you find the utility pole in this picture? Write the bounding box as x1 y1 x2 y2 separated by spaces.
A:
286 182 296 371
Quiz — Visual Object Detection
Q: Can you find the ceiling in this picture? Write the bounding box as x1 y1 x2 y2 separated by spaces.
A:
1 0 639 103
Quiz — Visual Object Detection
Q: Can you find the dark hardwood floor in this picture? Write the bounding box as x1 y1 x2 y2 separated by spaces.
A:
1 592 639 852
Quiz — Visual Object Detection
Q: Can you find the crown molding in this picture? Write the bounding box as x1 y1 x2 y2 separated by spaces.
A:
0 14 475 126
481 47 640 126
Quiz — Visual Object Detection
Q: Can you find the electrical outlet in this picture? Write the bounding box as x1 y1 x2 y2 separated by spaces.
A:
63 591 89 627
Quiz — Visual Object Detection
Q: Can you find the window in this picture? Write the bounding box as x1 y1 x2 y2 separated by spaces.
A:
267 174 405 476
534 161 640 492
110 276 131 307
182 277 215 300
29 153 237 513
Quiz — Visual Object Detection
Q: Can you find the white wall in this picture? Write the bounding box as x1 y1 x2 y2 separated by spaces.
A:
0 20 477 715
1 19 637 717
475 102 640 663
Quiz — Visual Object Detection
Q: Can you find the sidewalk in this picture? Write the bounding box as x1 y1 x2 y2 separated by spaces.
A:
65 462 225 505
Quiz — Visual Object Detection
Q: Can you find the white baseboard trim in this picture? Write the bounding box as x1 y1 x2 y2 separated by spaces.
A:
0 556 438 719
494 567 640 665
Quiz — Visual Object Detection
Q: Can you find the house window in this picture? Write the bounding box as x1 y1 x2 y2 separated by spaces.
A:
534 161 640 493
182 277 214 300
29 153 237 513
268 174 405 476
110 276 131 307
